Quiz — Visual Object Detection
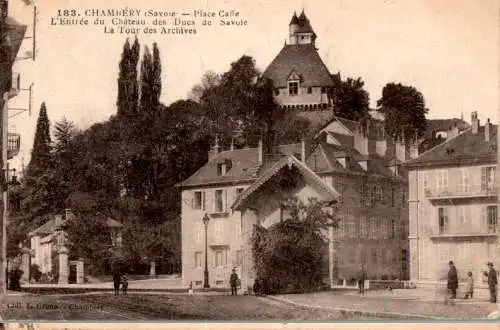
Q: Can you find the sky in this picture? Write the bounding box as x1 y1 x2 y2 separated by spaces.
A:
6 0 500 171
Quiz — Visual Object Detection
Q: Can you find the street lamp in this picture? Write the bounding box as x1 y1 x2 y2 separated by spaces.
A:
202 213 210 288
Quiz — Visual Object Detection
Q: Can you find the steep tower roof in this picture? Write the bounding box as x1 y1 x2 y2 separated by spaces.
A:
289 11 299 25
263 44 334 88
296 10 315 34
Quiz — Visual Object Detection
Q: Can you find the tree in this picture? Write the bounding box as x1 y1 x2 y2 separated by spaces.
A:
128 37 140 116
329 73 369 121
27 102 51 177
188 71 220 102
53 117 77 153
377 82 429 142
251 197 339 294
116 39 131 117
139 46 154 114
152 42 162 110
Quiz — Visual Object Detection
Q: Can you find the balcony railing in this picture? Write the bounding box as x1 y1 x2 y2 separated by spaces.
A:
7 132 20 159
8 72 20 98
425 184 497 199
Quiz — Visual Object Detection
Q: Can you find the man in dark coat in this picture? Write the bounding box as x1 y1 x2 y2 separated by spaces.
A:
358 264 367 295
230 268 239 296
487 262 498 303
447 260 458 299
113 270 121 296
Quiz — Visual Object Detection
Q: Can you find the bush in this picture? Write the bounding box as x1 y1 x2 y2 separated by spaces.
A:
30 264 42 282
8 268 23 291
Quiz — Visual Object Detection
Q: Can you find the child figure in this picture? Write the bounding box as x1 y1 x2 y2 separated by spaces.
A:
464 271 474 299
121 274 128 295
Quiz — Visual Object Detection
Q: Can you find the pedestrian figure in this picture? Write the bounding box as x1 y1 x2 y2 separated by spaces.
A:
121 273 128 295
230 268 239 296
113 270 121 296
447 260 458 300
485 262 498 303
463 271 474 299
358 264 367 295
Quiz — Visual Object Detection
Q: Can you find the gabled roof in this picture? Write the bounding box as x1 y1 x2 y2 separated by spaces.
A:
232 155 339 210
262 43 334 88
405 125 497 168
28 214 122 237
177 144 302 188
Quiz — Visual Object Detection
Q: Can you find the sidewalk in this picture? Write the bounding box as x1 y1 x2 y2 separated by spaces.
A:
267 289 498 319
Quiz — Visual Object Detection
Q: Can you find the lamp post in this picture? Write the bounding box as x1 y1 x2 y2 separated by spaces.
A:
202 213 210 288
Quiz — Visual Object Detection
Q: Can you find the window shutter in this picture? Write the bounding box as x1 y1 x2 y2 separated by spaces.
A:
191 192 195 209
224 189 228 212
481 167 487 190
202 191 206 211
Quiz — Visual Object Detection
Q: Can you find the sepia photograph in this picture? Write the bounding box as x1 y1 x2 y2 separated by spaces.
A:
0 0 498 326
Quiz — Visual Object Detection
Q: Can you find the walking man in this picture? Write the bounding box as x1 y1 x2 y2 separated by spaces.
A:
487 262 497 303
358 264 367 295
113 269 121 296
447 260 458 300
230 268 239 296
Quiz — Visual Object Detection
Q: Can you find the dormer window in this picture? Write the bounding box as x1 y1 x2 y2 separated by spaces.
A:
288 81 298 96
217 159 232 176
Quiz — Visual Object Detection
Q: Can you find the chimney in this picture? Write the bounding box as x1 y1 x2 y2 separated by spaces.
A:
208 136 221 161
301 137 312 162
65 208 74 220
471 111 480 135
485 118 492 142
54 214 63 228
446 124 460 141
258 139 263 165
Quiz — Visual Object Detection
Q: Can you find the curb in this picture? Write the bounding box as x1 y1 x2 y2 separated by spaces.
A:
263 295 445 320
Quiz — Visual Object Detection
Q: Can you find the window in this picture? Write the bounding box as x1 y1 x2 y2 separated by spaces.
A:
376 185 383 204
391 219 396 239
436 170 448 191
217 164 224 176
194 223 203 243
369 217 376 239
487 206 497 233
321 86 326 93
438 207 448 234
214 249 227 267
391 186 395 207
235 250 242 265
215 189 225 213
214 219 223 239
371 248 378 265
370 185 377 206
288 81 298 96
307 86 312 94
459 168 469 193
360 217 367 238
423 172 429 189
236 187 244 195
481 166 496 192
274 89 280 96
194 252 202 268
193 191 204 210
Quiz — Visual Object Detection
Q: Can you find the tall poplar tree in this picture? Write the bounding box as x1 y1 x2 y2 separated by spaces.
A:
152 42 162 110
128 37 140 116
27 102 52 177
139 46 154 114
116 39 131 117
